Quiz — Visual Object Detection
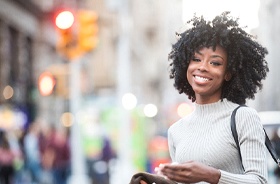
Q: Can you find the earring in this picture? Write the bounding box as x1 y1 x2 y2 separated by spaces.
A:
225 73 232 81
225 76 231 81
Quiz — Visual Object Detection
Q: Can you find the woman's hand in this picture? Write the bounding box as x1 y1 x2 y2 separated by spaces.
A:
140 180 148 184
156 161 221 184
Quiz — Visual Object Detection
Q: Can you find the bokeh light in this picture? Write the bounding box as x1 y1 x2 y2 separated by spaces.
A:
143 104 158 118
55 10 75 30
60 112 74 127
3 85 14 100
177 103 193 118
122 93 137 110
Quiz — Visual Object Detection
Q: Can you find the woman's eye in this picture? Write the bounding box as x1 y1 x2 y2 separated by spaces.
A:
192 58 200 62
210 61 222 66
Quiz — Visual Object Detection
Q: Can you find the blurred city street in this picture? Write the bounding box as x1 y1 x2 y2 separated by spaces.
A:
0 0 280 183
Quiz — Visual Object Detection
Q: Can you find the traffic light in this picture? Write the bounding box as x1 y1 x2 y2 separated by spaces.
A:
43 64 70 98
54 9 99 59
38 72 56 96
55 10 77 59
77 10 99 52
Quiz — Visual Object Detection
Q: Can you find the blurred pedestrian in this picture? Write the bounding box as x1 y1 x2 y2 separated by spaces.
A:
47 127 70 184
23 121 42 183
98 136 116 184
0 131 15 184
39 124 56 184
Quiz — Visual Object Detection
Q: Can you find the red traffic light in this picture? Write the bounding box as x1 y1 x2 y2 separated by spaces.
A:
38 72 56 96
55 10 75 30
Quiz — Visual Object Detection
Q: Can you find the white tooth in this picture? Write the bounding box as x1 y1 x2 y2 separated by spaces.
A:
195 76 209 81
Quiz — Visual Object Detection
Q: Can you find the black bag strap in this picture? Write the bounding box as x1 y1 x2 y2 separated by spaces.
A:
231 105 245 169
231 105 280 170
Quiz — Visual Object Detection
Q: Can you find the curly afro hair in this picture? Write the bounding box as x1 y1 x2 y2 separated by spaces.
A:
168 11 269 105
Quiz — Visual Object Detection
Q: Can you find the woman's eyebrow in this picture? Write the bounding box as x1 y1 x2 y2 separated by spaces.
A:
195 51 225 61
211 55 225 61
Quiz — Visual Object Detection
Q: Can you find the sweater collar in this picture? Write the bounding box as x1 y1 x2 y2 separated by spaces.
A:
194 99 237 115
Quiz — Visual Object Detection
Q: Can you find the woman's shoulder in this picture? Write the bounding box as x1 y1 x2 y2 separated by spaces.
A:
234 105 263 131
235 105 259 118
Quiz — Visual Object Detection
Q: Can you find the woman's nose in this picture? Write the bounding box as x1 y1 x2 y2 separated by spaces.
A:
198 61 208 71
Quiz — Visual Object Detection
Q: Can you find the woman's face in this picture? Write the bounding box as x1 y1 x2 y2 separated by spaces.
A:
187 46 230 104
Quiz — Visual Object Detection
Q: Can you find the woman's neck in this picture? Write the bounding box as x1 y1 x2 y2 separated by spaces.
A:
195 96 222 104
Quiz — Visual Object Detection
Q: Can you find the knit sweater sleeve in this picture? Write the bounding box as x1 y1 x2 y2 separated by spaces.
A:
218 107 268 184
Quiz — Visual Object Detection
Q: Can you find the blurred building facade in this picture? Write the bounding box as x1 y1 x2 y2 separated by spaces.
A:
0 0 41 129
254 0 280 112
0 0 184 130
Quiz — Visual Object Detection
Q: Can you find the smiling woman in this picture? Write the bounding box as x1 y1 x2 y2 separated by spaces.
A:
157 11 269 184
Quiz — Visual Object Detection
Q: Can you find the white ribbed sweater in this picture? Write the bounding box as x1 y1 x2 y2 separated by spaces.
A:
168 99 268 184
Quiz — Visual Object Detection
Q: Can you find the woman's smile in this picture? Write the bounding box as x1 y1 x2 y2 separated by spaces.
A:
193 75 212 83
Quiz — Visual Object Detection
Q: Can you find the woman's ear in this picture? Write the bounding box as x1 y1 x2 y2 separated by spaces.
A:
225 72 232 81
